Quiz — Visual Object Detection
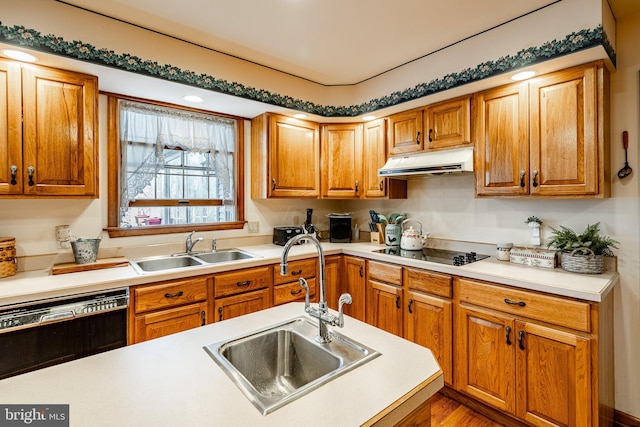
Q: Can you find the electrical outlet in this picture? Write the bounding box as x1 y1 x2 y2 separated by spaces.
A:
247 221 259 234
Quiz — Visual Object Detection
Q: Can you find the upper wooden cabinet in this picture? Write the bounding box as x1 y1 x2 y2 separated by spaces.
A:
388 108 423 155
251 113 320 198
321 123 363 199
424 95 471 151
363 119 407 199
475 61 609 198
0 60 98 198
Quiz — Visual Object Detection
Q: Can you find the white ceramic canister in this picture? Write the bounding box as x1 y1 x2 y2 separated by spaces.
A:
496 242 513 261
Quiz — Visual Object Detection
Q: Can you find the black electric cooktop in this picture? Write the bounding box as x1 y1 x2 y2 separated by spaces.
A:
373 247 489 266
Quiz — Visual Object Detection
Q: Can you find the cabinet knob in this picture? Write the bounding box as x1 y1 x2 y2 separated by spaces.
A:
379 180 384 191
10 165 17 185
428 129 433 142
532 170 539 188
416 131 421 144
506 326 512 345
395 294 401 309
218 306 223 321
518 330 525 350
519 171 526 188
408 298 414 314
271 178 276 191
201 310 206 326
355 180 359 193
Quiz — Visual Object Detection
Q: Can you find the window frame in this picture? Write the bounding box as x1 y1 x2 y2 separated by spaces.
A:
105 93 246 238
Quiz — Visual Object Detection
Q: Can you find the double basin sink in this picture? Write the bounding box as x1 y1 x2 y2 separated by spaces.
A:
204 316 380 415
129 249 257 274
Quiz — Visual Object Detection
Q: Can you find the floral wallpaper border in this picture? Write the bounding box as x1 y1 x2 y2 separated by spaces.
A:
0 22 615 117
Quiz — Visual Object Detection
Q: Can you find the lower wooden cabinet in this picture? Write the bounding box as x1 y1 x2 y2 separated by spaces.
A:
343 256 366 321
272 258 317 305
214 288 270 322
454 277 610 427
129 275 212 344
367 260 403 336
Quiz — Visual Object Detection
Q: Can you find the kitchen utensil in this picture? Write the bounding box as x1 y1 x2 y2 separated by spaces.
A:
400 218 428 250
618 131 632 178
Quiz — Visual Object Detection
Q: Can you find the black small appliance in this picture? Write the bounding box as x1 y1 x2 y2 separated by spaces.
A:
273 226 303 246
328 213 352 243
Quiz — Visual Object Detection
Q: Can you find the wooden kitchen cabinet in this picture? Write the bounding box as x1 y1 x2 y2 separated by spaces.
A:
324 255 342 311
424 95 471 151
475 60 609 198
362 119 407 199
272 258 317 305
343 256 366 321
213 265 272 321
320 123 363 199
0 59 98 198
404 267 453 386
367 261 403 336
251 113 319 198
129 275 212 344
214 288 270 322
454 277 612 426
388 108 423 155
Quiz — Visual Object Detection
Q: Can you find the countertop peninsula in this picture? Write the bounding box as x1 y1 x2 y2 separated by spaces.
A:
0 303 444 427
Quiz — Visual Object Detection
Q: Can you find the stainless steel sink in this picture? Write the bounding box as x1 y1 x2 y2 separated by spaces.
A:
203 316 380 415
194 249 255 264
129 255 206 273
129 249 258 274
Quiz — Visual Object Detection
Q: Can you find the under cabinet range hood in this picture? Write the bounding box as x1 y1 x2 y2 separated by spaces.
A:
378 146 474 178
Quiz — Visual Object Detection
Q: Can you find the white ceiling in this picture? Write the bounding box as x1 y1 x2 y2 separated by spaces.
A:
58 0 639 86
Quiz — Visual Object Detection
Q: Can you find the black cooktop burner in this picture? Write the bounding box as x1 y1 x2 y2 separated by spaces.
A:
373 247 489 266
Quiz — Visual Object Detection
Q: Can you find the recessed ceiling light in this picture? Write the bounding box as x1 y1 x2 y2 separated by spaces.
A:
2 49 37 62
183 95 203 102
511 70 536 81
293 113 307 119
362 115 376 121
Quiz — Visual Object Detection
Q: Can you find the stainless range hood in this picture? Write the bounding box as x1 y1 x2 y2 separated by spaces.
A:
378 146 474 178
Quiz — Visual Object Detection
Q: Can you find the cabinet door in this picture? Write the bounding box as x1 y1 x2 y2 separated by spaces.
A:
388 109 423 155
22 66 98 196
0 60 22 195
363 119 387 198
529 63 599 196
368 279 403 336
343 256 366 321
214 288 270 322
324 255 342 311
133 301 208 343
474 82 529 196
321 123 363 198
515 321 591 427
405 290 452 385
456 305 516 413
268 114 319 198
424 96 471 150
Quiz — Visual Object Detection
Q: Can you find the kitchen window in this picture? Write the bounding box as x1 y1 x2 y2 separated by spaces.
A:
106 95 245 237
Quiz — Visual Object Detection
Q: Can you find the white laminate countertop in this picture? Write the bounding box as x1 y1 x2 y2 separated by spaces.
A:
0 303 444 427
0 242 619 307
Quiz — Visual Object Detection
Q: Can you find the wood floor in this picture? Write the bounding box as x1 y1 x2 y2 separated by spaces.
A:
431 393 504 426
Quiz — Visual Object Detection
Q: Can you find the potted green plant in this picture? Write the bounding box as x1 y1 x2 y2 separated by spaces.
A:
547 222 618 274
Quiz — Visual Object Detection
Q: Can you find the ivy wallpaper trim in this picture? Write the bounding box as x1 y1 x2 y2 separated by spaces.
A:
0 22 615 117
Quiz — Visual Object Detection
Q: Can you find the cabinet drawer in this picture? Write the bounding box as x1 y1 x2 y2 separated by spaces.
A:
458 278 591 332
274 277 317 305
273 258 317 285
133 301 208 343
368 260 402 285
404 267 452 298
134 277 209 313
214 266 271 298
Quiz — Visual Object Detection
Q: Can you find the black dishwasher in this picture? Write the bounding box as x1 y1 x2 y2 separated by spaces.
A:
0 288 129 380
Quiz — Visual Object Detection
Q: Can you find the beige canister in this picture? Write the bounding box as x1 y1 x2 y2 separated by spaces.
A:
0 237 17 278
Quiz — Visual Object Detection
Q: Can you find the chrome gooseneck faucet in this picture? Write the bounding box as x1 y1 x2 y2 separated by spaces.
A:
280 233 352 344
185 231 204 254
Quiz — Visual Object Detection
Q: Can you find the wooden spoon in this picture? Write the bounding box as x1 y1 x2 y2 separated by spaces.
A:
618 131 632 179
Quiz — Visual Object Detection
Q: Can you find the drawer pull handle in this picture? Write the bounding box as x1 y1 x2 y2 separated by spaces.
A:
201 310 206 326
416 131 421 144
10 165 17 185
395 294 401 309
518 330 525 350
408 298 414 314
504 298 526 307
519 171 526 188
506 326 512 345
290 289 302 296
532 170 539 188
428 129 433 142
218 307 223 321
28 166 35 186
236 280 252 287
164 291 184 298
290 269 303 276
